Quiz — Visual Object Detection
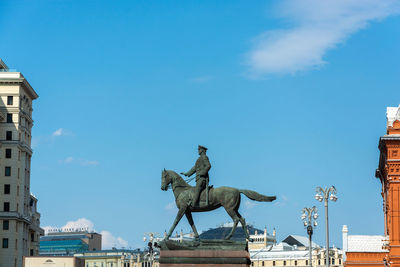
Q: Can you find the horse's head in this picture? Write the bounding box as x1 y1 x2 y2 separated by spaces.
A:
161 169 171 191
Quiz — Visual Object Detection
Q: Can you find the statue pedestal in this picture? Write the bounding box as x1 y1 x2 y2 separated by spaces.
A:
159 240 250 267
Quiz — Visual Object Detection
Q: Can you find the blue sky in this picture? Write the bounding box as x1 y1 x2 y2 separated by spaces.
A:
1 0 400 249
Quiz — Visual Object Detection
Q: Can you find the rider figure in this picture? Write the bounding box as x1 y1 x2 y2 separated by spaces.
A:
181 145 211 207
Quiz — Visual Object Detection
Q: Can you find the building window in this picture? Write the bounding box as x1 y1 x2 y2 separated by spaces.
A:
262 262 265 266
295 260 297 266
30 249 33 256
5 167 11 176
4 184 10 194
4 202 10 212
3 220 9 230
318 260 321 265
332 259 335 265
7 96 13 105
339 259 341 264
2 238 8 248
5 149 11 158
6 113 12 123
284 261 286 266
31 233 34 242
306 260 309 265
15 239 17 250
273 261 276 266
251 262 254 266
6 131 12 140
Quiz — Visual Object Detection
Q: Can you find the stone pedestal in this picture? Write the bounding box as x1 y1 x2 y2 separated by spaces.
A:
159 240 250 267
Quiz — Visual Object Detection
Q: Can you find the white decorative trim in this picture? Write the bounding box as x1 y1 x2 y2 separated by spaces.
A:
387 106 400 127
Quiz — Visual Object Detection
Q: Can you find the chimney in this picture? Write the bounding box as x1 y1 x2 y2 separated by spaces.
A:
342 225 348 261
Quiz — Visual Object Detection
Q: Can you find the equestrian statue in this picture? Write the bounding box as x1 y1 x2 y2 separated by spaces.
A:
161 145 276 241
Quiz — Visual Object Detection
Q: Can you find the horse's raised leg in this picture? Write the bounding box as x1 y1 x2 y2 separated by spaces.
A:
166 208 186 239
185 211 200 240
224 209 240 240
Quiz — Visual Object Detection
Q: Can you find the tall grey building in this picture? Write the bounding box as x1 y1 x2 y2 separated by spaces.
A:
0 59 43 267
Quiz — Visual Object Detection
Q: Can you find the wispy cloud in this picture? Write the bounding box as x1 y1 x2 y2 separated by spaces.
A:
244 200 257 209
63 156 74 164
165 201 176 210
274 195 288 207
246 0 400 77
33 129 72 148
190 75 214 83
43 218 128 249
59 157 99 166
52 128 65 137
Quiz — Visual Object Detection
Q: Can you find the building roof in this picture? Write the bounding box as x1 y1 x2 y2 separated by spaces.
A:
0 59 8 70
250 242 313 260
199 224 274 241
41 234 91 241
347 235 386 252
282 235 320 248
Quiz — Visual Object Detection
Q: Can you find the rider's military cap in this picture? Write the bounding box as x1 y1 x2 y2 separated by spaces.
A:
198 145 208 151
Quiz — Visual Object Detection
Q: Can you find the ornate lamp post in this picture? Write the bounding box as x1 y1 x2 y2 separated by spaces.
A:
315 186 337 267
301 206 318 267
143 232 160 267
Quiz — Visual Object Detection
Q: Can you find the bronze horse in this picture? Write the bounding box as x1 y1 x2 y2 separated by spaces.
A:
161 169 276 240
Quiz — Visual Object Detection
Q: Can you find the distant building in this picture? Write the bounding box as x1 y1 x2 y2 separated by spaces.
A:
199 222 276 245
74 249 156 267
374 106 400 267
39 230 101 256
250 227 277 250
250 236 343 267
0 59 43 267
342 225 386 267
23 256 84 267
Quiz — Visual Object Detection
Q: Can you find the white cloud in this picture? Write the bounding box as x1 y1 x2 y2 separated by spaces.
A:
59 157 99 166
100 231 129 249
43 218 95 234
63 156 74 164
274 194 288 207
52 128 65 137
62 218 95 231
165 201 176 210
244 200 257 209
246 0 400 77
42 218 128 249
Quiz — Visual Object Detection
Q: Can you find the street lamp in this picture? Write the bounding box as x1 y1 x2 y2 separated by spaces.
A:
301 206 318 267
315 186 337 267
143 232 159 267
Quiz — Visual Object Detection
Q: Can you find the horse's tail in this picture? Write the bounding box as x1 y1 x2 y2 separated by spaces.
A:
239 189 276 202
